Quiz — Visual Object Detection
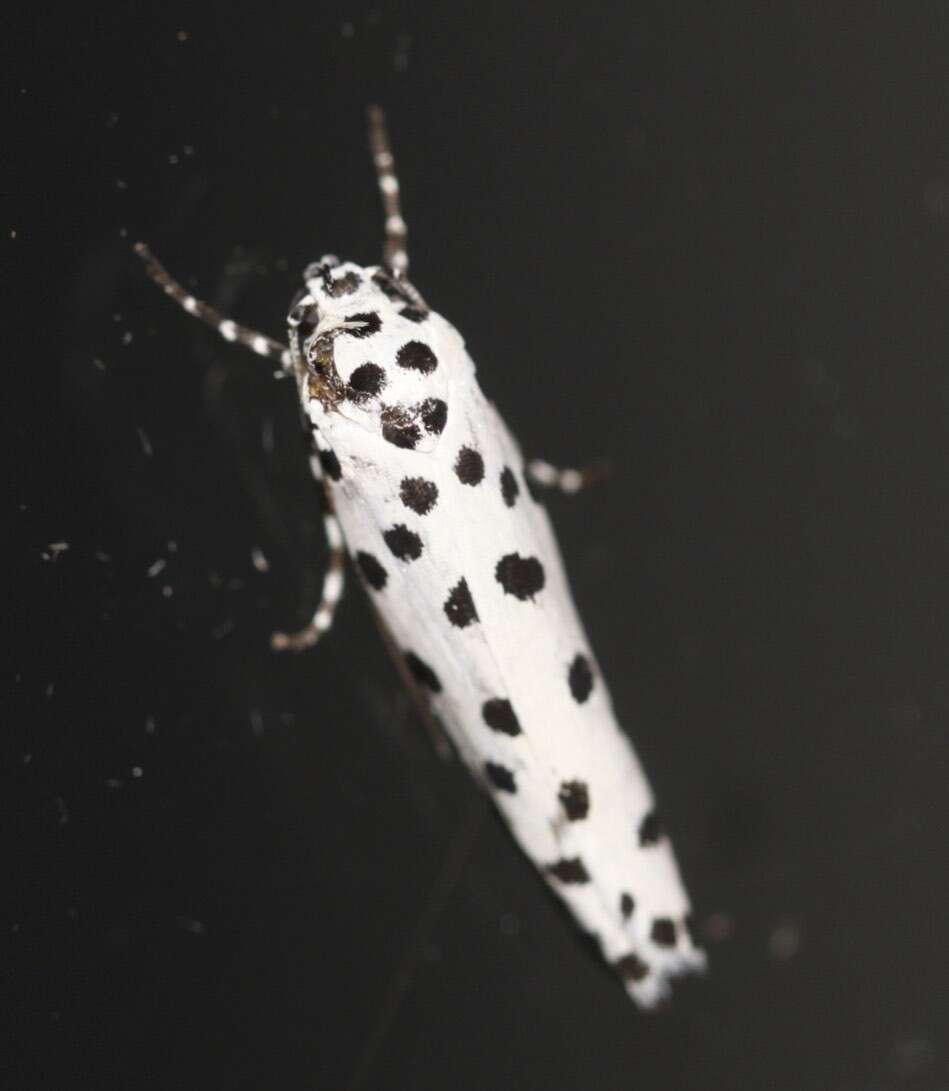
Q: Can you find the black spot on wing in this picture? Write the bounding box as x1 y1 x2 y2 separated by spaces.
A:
347 362 386 401
481 698 522 736
651 918 677 948
444 578 479 628
355 552 387 591
399 477 438 515
568 654 594 703
318 447 341 482
495 553 545 601
485 761 516 793
343 311 381 338
638 810 663 846
558 780 590 821
420 398 447 435
500 466 519 507
396 340 438 373
399 305 428 322
383 524 423 562
620 893 635 919
454 445 484 485
546 857 590 884
615 953 650 982
381 407 421 450
404 651 441 693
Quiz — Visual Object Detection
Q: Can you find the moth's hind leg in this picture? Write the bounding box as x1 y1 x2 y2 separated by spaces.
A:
134 243 291 369
270 462 347 652
526 457 612 496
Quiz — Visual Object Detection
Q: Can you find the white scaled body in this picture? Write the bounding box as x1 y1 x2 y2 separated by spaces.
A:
298 261 705 1006
136 109 705 1007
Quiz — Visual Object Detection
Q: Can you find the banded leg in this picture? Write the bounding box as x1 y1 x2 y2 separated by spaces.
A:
367 106 409 274
134 243 292 369
526 457 612 495
270 452 348 652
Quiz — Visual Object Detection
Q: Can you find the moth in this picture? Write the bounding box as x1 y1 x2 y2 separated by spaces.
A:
135 107 706 1007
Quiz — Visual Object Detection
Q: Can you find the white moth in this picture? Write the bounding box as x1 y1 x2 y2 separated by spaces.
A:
136 107 706 1007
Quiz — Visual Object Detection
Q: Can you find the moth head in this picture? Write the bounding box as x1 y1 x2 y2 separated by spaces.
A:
288 258 458 454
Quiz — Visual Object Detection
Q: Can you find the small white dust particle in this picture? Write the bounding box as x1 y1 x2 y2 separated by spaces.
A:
136 427 153 457
147 558 166 578
340 21 354 37
10 228 17 239
106 111 119 128
131 766 143 778
11 923 21 933
183 144 194 156
53 797 69 825
145 715 156 734
44 542 69 561
768 918 802 961
249 708 264 736
499 912 521 937
168 153 179 165
95 551 111 563
251 547 270 573
118 227 128 239
93 357 106 371
22 753 32 765
45 683 55 698
106 778 123 789
121 330 133 346
167 540 178 553
162 584 173 598
176 916 206 935
379 175 398 195
115 178 127 190
176 29 190 41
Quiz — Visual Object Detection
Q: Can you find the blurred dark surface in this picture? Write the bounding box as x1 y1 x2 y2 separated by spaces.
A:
8 4 948 1089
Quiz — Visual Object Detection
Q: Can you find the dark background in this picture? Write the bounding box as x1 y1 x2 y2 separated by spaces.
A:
8 3 948 1089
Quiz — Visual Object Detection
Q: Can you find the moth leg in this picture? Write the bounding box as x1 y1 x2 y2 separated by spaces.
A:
134 242 291 370
367 105 409 275
271 463 347 652
526 457 612 495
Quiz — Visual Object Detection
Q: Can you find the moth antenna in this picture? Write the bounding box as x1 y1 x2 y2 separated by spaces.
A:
134 242 291 369
367 105 409 276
